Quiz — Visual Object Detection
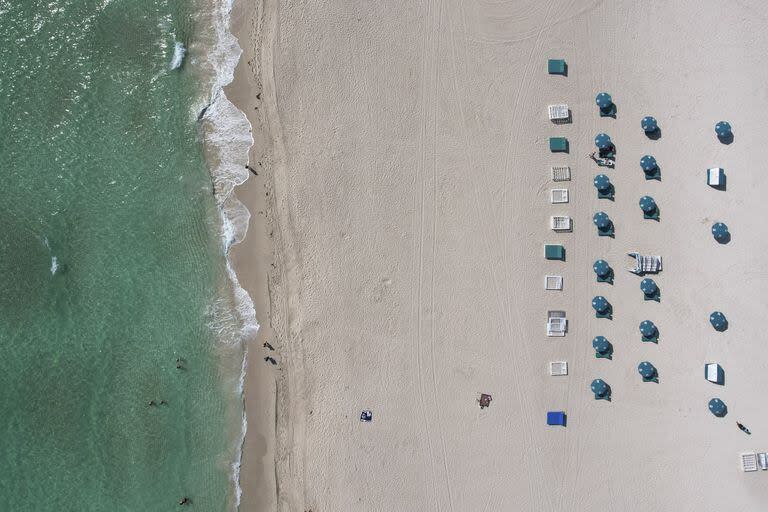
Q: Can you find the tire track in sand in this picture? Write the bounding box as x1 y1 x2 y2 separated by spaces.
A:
412 0 444 508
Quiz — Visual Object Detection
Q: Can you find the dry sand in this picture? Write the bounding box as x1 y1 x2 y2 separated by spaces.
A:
231 1 768 510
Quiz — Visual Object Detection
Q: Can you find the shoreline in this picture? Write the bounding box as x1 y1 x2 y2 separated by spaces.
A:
222 0 280 510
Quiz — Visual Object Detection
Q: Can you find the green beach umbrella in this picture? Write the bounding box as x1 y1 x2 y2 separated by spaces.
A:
594 133 612 149
593 211 611 230
594 174 611 192
640 155 657 172
596 92 612 109
592 336 611 355
641 116 658 133
708 398 727 417
593 259 611 277
591 379 609 398
710 311 727 331
640 278 657 296
592 295 610 313
639 195 657 214
715 121 732 138
712 222 729 242
638 361 656 380
639 320 657 338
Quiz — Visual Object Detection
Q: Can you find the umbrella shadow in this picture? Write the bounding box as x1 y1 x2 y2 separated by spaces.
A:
600 104 617 118
715 232 731 244
718 132 734 145
646 127 662 140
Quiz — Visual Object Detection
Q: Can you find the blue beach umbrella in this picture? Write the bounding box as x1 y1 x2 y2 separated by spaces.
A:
715 121 732 138
708 398 727 417
639 320 657 338
592 295 610 313
593 259 611 277
593 336 611 355
639 195 657 214
638 361 656 380
594 133 612 149
712 222 729 241
594 174 611 192
641 278 658 296
593 211 611 230
640 155 657 172
596 92 612 109
710 311 727 330
591 379 609 398
641 116 658 133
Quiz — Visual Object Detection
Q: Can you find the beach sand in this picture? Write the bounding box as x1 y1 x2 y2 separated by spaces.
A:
231 1 768 510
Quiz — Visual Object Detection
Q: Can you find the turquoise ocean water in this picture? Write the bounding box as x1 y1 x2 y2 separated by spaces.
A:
0 1 252 510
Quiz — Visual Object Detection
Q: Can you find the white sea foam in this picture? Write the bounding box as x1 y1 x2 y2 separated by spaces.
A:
170 41 185 70
198 0 259 508
230 351 248 508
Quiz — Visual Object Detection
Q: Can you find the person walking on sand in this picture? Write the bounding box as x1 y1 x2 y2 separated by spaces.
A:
264 356 277 365
737 422 751 434
263 341 274 350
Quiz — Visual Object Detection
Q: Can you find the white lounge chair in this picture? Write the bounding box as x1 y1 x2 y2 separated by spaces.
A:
550 189 569 204
548 104 570 123
549 361 568 376
550 216 572 231
741 453 758 472
551 166 571 182
547 310 567 337
627 252 662 274
759 453 768 471
544 275 563 290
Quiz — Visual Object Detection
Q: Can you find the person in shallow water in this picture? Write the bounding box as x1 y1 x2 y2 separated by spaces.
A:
178 496 190 505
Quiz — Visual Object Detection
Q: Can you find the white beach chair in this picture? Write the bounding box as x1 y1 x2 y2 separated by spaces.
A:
741 453 758 472
627 252 662 274
759 453 768 470
549 361 568 376
551 166 571 182
550 216 572 231
547 310 567 337
548 104 570 123
544 275 563 290
550 189 569 204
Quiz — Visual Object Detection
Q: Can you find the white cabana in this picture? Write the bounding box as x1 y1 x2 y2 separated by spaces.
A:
547 310 567 337
549 361 568 376
550 215 572 231
550 189 569 203
551 165 571 182
705 363 723 384
548 104 569 122
544 275 563 290
707 167 724 187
